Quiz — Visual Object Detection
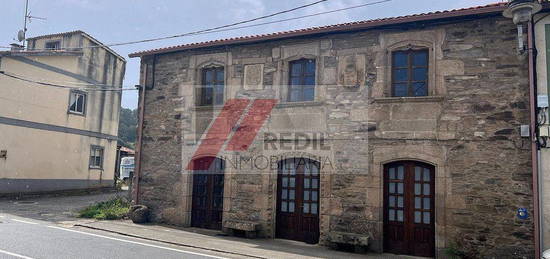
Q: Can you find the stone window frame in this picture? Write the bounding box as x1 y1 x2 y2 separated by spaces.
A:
194 61 226 107
279 54 320 103
385 41 436 97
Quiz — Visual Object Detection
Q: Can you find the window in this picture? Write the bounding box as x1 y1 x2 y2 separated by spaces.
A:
68 90 86 115
45 41 61 50
89 146 104 169
288 59 315 102
198 67 224 106
392 49 428 97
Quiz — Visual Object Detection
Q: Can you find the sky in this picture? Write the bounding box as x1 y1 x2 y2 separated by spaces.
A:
1 0 501 109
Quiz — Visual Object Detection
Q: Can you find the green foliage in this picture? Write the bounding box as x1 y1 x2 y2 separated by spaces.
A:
444 242 467 259
78 197 130 220
118 108 138 148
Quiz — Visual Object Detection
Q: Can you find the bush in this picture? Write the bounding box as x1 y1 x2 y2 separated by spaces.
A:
78 197 130 220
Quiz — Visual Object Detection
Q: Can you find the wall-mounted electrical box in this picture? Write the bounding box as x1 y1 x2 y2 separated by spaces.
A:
538 95 549 108
521 125 530 137
540 126 550 137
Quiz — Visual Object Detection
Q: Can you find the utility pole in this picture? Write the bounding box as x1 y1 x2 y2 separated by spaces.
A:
22 0 29 48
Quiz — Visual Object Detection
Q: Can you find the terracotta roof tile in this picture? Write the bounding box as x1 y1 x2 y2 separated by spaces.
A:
129 2 509 57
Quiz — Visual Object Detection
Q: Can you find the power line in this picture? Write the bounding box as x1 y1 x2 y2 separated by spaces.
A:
0 71 137 91
1 0 331 51
0 0 392 52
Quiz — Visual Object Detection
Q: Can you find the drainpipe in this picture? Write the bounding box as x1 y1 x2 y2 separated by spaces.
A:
133 57 151 204
528 20 542 258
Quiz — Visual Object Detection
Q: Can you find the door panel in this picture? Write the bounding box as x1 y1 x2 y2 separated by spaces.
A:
384 161 435 257
276 158 320 244
191 157 224 230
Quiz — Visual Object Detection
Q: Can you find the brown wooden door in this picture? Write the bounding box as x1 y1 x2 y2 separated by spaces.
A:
384 161 435 257
191 157 224 230
276 158 320 244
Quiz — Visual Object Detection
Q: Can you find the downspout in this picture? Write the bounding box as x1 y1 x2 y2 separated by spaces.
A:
528 20 542 258
133 56 153 204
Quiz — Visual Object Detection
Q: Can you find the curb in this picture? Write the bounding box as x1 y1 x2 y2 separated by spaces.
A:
74 224 266 259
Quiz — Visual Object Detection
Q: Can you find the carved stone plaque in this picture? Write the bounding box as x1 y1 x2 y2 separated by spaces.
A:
243 64 264 90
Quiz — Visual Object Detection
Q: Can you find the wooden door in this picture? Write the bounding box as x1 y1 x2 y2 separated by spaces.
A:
384 161 435 257
276 158 320 244
191 157 224 230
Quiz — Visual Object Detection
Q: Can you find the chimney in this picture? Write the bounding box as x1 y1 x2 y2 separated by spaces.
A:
10 43 24 51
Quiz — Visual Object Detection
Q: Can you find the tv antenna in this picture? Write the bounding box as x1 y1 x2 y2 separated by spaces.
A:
17 0 47 47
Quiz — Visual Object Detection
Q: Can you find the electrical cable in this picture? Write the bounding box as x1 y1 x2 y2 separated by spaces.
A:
0 71 138 91
0 0 391 52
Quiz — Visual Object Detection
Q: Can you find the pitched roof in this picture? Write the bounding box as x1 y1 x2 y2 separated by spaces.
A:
129 2 509 58
26 30 126 62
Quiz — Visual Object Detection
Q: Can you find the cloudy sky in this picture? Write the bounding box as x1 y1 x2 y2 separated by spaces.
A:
1 0 501 109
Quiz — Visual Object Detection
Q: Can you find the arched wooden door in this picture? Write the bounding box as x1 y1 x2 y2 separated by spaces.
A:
191 157 225 230
276 158 320 244
383 161 435 257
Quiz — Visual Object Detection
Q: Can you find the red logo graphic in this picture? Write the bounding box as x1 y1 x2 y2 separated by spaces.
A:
186 98 278 170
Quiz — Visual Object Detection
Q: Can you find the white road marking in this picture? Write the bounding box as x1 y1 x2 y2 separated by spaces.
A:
47 226 227 259
0 248 35 259
11 219 38 225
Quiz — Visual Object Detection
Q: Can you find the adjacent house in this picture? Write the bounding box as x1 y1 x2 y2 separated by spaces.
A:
0 31 126 194
129 2 544 258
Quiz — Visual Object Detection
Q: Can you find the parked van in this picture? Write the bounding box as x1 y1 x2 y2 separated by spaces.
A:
119 156 135 181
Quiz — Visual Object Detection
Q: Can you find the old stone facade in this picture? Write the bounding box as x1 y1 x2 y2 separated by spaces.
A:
131 9 535 258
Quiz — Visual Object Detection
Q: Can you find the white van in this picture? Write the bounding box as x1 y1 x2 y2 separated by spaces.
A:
119 156 135 181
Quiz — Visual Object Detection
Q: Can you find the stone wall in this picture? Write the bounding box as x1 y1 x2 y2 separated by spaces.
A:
136 15 534 258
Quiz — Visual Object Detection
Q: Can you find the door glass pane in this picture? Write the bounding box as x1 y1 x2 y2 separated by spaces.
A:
389 183 395 193
304 191 310 201
423 168 430 181
397 183 404 194
312 179 318 188
424 198 430 209
311 203 318 214
303 87 315 101
389 209 395 221
304 178 310 188
282 202 288 212
397 210 404 222
289 202 295 212
216 70 224 81
289 190 295 200
303 203 310 213
312 191 318 201
311 165 319 175
304 76 315 86
415 167 421 181
389 168 395 179
306 60 316 75
398 196 404 208
423 184 430 195
397 166 404 180
415 211 422 223
282 177 288 187
415 183 421 195
290 177 296 187
423 212 430 224
389 196 395 207
282 189 288 199
291 63 302 76
415 197 421 209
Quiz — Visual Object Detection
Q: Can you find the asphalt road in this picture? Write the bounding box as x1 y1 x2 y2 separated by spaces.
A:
0 215 227 259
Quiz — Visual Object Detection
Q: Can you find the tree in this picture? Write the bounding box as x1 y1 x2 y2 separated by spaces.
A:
118 108 138 148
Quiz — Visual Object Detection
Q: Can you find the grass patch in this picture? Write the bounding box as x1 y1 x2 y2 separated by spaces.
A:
78 197 130 220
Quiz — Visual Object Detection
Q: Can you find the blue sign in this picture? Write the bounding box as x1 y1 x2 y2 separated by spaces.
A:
517 208 529 220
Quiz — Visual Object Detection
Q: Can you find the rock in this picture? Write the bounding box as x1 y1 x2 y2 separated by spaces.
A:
129 205 150 224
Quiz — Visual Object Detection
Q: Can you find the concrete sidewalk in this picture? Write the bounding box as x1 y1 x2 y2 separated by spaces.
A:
69 220 422 259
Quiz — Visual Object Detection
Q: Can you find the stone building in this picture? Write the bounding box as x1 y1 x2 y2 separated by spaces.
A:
0 31 125 194
129 3 539 258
